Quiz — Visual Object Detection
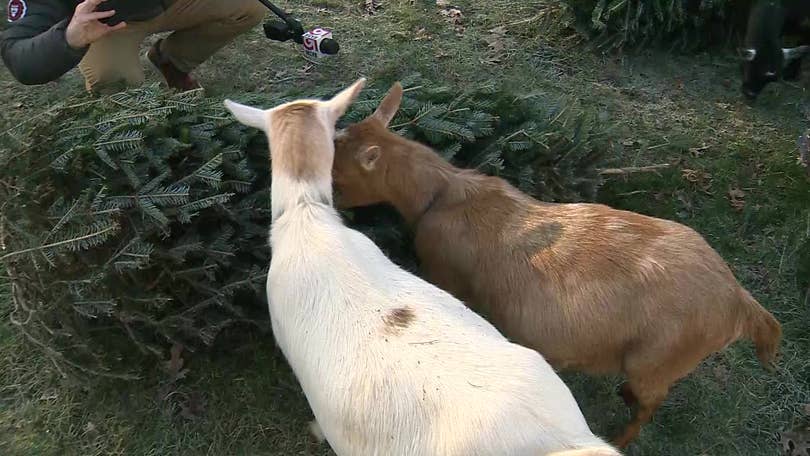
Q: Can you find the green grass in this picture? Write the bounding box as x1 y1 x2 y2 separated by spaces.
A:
1 0 809 455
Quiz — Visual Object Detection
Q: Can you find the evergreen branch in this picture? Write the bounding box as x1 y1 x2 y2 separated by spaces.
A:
178 153 224 188
440 143 462 161
95 130 144 154
178 194 234 220
167 239 204 260
390 103 437 129
108 186 190 208
72 299 117 319
222 180 253 194
95 112 150 130
15 322 140 380
93 145 119 170
90 186 108 211
138 171 170 196
44 197 82 242
598 163 670 175
1 222 120 261
50 148 75 172
416 117 476 143
120 160 142 189
139 201 170 227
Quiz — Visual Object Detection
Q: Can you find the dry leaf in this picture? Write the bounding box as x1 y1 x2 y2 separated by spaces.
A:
483 26 507 64
413 28 433 41
798 132 809 176
689 145 709 157
727 187 746 211
364 0 381 15
165 342 188 383
779 429 810 456
436 0 449 5
681 169 713 193
82 422 97 434
438 7 465 35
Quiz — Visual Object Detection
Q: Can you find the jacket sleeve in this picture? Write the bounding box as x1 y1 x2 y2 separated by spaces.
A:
1 1 88 85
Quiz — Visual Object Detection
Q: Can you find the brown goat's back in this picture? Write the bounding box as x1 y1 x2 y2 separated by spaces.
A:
409 174 781 447
414 179 761 374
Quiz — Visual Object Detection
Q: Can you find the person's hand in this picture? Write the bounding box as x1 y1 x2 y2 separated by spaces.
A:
65 0 127 50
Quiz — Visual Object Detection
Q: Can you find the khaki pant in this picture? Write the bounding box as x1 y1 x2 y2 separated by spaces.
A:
78 0 266 92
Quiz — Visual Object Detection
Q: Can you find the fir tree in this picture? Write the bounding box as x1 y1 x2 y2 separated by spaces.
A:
562 0 751 50
0 78 610 379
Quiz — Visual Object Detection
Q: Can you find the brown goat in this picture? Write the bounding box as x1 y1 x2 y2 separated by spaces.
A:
332 82 783 448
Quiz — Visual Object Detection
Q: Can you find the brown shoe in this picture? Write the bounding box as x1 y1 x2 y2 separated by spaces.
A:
147 39 201 92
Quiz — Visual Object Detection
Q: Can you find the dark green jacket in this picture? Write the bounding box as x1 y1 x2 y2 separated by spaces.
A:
1 0 166 85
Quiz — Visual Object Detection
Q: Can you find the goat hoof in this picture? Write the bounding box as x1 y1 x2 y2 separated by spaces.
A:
611 438 630 450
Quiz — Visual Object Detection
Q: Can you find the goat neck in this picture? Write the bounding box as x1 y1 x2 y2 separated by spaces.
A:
383 143 458 227
268 104 335 221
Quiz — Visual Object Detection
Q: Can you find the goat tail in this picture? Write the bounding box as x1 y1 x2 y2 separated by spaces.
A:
740 288 781 371
545 447 622 456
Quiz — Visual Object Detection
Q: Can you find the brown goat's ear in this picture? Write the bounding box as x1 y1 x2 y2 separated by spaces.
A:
372 82 403 128
357 146 381 171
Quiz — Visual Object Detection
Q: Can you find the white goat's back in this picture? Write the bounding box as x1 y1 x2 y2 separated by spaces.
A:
267 202 615 456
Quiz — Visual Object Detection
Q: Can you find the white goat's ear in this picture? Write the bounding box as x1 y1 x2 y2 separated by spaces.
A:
741 48 756 62
372 82 403 127
357 145 381 171
324 78 367 124
224 99 269 131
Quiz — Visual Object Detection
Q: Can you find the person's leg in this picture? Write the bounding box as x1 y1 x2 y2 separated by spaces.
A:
78 25 150 94
153 0 265 74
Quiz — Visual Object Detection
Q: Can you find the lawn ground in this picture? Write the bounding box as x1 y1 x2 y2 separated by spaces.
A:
1 1 809 455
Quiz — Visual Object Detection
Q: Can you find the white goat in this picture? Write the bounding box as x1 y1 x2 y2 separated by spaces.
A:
224 79 621 456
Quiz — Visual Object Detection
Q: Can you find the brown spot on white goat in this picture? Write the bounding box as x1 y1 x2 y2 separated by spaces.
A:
383 306 415 335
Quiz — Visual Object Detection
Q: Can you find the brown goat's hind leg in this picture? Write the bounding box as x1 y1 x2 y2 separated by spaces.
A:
617 381 637 407
612 337 711 448
611 383 668 449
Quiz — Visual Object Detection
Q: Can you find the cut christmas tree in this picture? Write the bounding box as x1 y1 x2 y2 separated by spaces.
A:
562 0 753 50
0 77 610 379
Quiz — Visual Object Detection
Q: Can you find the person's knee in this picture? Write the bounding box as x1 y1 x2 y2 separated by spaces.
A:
227 0 266 29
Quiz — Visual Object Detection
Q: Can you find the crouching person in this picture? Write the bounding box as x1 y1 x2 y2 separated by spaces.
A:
1 0 265 92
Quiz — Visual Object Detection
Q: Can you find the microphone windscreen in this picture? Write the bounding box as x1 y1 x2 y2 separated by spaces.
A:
320 38 340 55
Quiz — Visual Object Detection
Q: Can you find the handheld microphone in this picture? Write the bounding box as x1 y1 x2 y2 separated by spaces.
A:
301 28 340 57
258 0 340 57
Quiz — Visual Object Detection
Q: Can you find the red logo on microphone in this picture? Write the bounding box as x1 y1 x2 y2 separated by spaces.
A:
302 36 318 52
301 28 332 56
